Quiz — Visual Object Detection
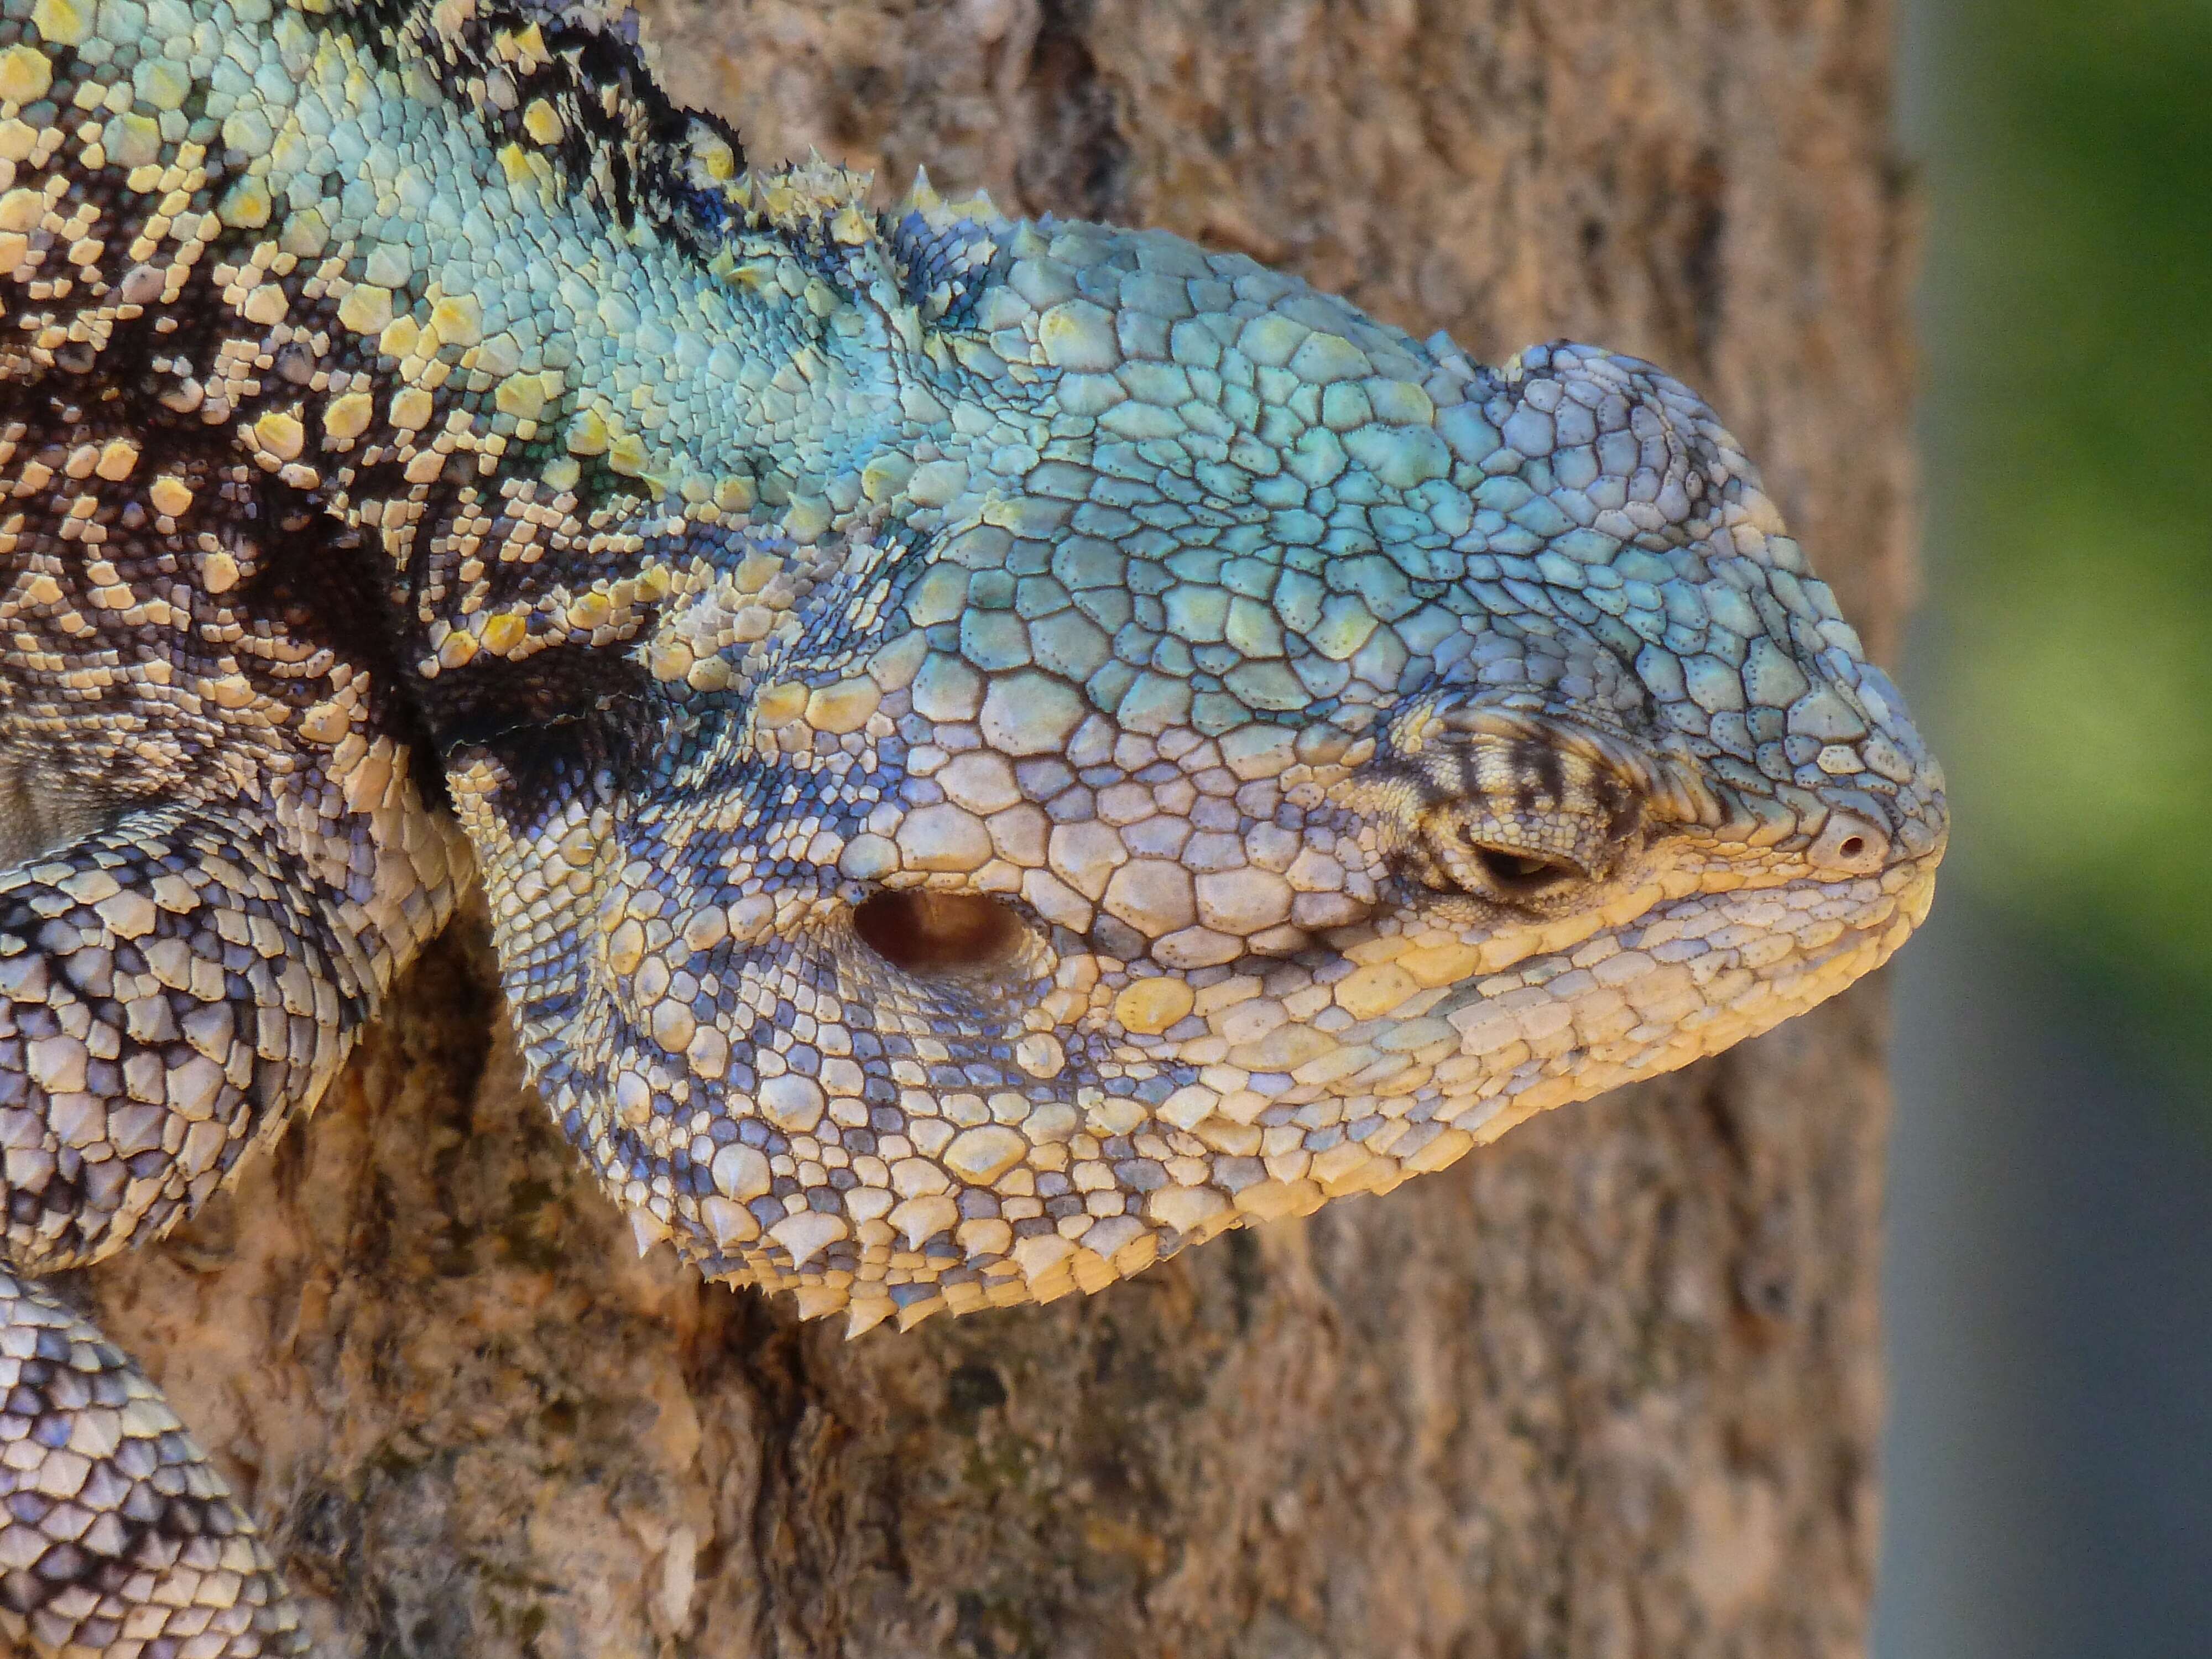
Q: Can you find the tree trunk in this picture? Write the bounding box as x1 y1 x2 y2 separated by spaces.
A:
78 3 1915 1655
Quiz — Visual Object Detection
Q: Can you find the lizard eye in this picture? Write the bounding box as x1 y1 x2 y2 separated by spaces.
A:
1371 722 1647 911
852 889 1028 977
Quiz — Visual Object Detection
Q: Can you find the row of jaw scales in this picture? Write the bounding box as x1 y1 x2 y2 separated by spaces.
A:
0 1 1941 1650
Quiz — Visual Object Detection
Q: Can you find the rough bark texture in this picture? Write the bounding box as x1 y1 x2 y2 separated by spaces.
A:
75 3 1914 1655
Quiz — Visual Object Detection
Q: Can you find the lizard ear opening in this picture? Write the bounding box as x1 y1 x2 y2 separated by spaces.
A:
852 890 1027 977
1459 840 1587 900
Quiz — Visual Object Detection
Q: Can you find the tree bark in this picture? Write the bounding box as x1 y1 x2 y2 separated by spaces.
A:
79 3 1915 1655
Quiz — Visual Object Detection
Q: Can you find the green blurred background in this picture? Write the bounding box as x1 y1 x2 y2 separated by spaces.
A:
1916 0 2212 1101
1879 1 2212 1653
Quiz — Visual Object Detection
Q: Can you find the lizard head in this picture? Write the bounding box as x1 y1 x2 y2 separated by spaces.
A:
435 177 1944 1329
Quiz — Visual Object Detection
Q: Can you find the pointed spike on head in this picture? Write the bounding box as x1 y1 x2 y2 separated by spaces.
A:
686 120 740 184
1425 329 1477 375
943 187 1004 227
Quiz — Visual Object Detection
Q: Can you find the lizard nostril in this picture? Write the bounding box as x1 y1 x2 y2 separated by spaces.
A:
1807 811 1891 874
852 890 1028 977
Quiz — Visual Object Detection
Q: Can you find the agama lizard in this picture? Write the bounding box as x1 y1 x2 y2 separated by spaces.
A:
0 0 1946 1651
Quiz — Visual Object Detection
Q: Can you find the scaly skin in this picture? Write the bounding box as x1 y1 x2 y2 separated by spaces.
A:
0 0 1945 1650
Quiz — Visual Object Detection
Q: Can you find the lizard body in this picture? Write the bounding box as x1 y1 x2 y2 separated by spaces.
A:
0 0 1944 1651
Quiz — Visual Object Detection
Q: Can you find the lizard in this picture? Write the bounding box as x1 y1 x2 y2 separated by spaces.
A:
0 0 1948 1651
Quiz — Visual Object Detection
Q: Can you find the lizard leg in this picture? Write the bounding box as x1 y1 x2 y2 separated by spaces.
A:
0 1267 306 1658
0 797 462 1657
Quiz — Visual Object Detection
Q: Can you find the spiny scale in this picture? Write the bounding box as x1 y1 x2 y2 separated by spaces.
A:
0 0 1945 1650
